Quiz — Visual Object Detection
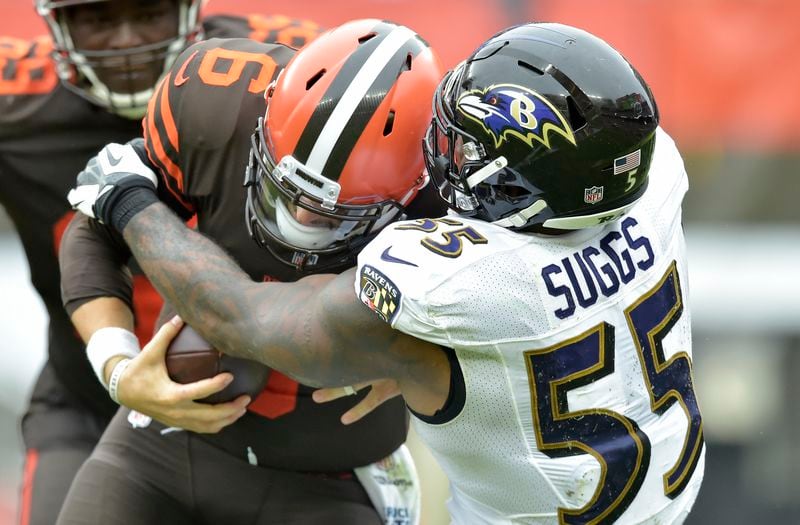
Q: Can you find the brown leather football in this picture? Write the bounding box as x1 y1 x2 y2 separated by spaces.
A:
165 324 270 404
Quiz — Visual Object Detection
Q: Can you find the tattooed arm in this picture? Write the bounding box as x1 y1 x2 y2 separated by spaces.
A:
122 201 450 414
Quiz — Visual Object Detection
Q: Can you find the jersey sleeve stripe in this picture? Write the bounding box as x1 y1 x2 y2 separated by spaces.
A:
143 76 194 212
151 74 182 185
158 76 180 156
142 78 168 176
145 76 186 191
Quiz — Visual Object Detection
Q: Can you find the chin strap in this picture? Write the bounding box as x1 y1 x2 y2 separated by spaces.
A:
492 199 548 229
542 201 638 230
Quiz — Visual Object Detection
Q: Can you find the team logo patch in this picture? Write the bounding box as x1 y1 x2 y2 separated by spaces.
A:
584 186 604 204
359 265 402 324
456 83 577 149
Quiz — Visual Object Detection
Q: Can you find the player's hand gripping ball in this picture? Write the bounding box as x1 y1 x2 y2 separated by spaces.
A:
166 324 270 403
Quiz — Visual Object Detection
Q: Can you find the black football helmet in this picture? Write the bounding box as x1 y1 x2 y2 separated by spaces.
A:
424 22 659 231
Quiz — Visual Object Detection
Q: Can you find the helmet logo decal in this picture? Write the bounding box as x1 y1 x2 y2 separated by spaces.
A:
456 84 576 149
584 186 604 204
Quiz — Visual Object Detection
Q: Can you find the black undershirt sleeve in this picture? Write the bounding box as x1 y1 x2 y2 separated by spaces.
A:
59 212 135 316
408 346 466 425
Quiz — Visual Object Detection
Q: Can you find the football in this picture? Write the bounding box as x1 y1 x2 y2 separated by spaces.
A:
165 324 270 404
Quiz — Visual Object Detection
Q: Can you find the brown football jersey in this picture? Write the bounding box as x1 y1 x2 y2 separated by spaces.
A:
141 35 446 471
0 15 321 420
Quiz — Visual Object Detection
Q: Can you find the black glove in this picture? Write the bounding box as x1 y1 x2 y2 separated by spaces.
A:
67 138 160 231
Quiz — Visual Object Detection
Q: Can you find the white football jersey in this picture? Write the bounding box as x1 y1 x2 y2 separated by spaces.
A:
356 128 704 525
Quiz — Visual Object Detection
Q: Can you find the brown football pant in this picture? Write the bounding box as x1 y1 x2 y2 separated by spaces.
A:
56 407 382 525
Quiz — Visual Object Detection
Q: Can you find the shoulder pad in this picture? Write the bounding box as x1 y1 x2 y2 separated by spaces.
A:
356 216 499 327
142 38 293 210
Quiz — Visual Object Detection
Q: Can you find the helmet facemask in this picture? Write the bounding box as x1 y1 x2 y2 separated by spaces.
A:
425 66 544 228
37 0 205 119
246 118 409 273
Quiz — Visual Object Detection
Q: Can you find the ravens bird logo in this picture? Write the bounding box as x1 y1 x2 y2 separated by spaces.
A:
456 84 576 149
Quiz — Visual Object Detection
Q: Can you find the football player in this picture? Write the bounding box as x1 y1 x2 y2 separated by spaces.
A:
57 19 444 524
0 1 318 524
67 22 708 523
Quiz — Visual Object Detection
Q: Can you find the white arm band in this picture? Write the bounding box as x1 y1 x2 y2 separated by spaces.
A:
86 327 140 389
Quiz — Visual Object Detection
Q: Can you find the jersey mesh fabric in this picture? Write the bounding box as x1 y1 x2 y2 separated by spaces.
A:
357 127 704 523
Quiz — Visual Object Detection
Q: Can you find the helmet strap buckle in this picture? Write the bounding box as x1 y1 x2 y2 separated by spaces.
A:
493 199 548 229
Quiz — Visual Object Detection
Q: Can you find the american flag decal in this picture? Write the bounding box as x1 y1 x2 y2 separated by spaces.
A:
613 149 641 175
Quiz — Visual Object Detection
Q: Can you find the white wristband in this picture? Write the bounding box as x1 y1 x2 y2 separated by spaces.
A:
108 358 132 405
86 327 140 388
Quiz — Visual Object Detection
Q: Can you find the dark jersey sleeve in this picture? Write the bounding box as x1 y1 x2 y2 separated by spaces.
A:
142 38 296 219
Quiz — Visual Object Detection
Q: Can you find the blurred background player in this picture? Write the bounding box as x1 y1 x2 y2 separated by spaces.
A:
57 19 445 524
67 22 705 523
0 1 319 523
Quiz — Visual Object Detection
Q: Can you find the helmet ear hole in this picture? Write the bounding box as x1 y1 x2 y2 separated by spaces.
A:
517 60 545 76
358 32 377 44
496 184 532 201
306 69 326 90
566 96 587 131
383 110 396 136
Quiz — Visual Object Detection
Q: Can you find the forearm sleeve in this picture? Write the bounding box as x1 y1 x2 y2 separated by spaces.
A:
59 212 135 316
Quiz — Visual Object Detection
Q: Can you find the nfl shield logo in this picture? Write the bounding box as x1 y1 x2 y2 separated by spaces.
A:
584 186 604 204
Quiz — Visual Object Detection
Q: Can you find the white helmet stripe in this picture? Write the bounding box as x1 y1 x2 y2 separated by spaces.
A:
305 25 417 174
